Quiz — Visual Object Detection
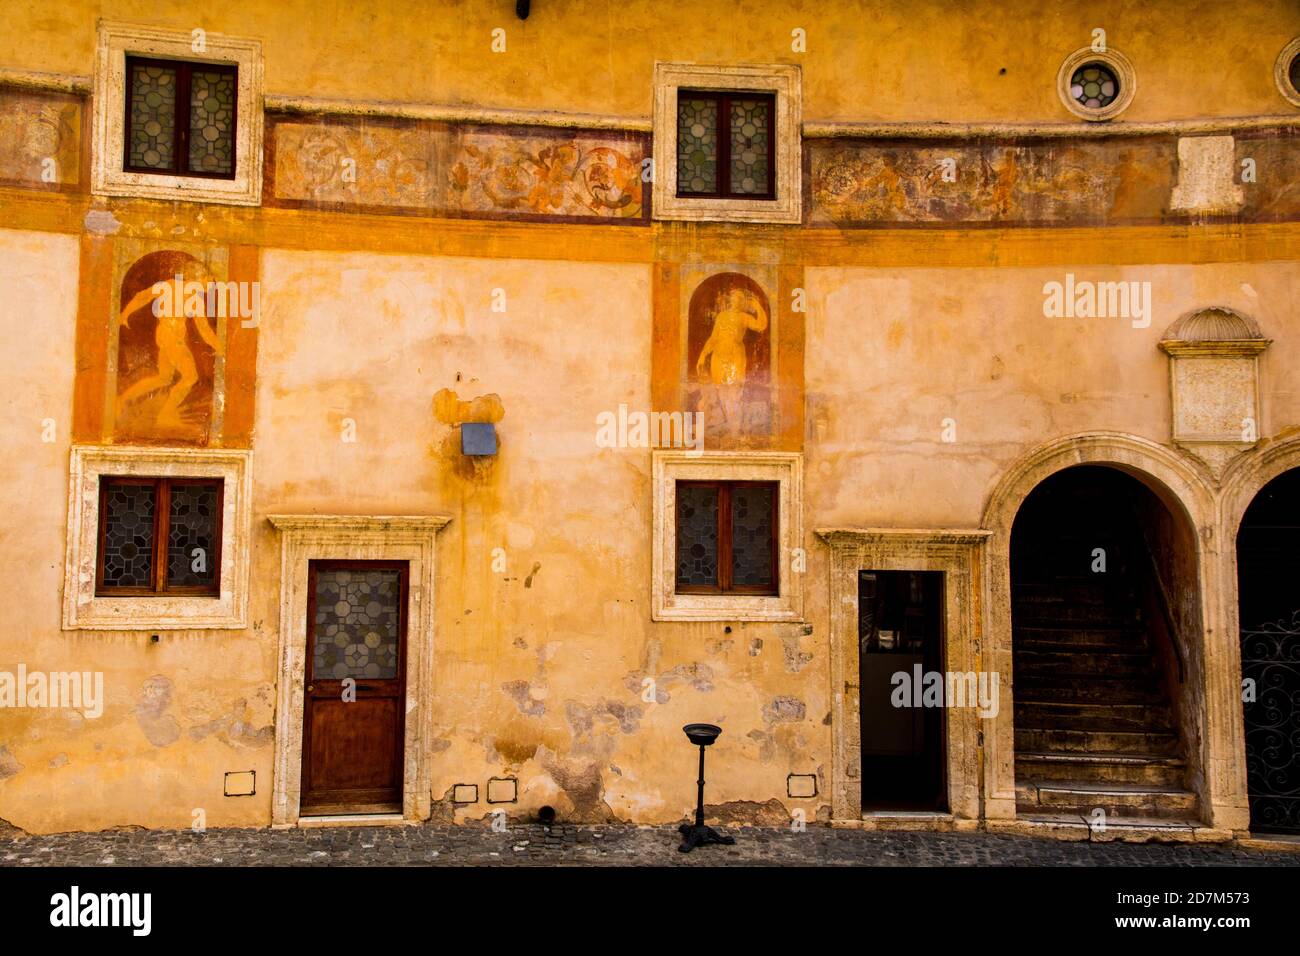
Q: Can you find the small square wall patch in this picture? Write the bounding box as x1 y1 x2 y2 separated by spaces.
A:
461 422 497 456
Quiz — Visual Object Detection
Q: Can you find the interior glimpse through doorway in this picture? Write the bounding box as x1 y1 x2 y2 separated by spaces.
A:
858 570 947 812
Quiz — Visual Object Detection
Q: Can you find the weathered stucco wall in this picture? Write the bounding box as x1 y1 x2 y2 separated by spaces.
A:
0 0 1296 836
1 1 1297 123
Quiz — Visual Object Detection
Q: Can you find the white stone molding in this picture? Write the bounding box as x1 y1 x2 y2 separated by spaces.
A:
652 62 802 224
267 514 451 827
652 450 803 621
1159 307 1271 477
92 20 264 205
816 527 990 824
62 445 252 630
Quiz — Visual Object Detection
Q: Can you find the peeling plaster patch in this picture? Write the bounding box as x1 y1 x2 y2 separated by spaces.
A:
188 699 274 747
524 562 542 588
700 798 789 826
502 680 546 717
83 207 121 234
538 751 616 822
566 699 643 737
513 636 528 649
706 639 734 655
747 729 777 762
429 787 457 824
0 745 23 779
661 662 714 693
0 816 26 836
749 638 763 656
781 634 813 673
429 737 452 754
134 676 181 747
822 711 833 726
763 696 807 725
49 753 69 769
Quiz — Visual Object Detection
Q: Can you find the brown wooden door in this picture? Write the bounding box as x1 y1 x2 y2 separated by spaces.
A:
301 560 408 815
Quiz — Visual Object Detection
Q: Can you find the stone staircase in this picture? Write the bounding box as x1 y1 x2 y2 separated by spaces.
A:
1012 555 1198 831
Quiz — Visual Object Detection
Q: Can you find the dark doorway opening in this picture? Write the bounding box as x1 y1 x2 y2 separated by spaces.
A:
858 570 947 811
1010 465 1197 824
1237 468 1300 834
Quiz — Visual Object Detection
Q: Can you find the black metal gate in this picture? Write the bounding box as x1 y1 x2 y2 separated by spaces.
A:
1241 611 1300 834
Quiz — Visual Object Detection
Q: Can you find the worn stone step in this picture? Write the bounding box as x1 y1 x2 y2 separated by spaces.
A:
1015 750 1187 787
1013 603 1142 626
1012 582 1136 605
1015 701 1173 732
1017 727 1179 755
1015 649 1151 677
1009 812 1202 842
1016 781 1197 818
1015 676 1163 703
1015 632 1150 655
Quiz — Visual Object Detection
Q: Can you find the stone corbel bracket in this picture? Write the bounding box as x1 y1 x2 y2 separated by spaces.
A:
1159 307 1272 479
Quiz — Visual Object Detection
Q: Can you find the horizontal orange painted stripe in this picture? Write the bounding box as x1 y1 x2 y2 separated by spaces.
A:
2 187 1298 268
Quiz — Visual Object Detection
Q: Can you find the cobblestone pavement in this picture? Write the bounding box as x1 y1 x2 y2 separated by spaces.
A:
3 824 1299 866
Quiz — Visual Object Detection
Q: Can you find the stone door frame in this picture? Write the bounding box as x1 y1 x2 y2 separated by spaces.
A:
817 527 989 824
268 514 450 827
977 433 1232 825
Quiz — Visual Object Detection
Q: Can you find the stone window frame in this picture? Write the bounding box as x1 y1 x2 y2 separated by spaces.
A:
1055 45 1137 122
816 528 988 825
92 20 264 205
1275 37 1300 108
63 445 252 630
652 450 803 622
267 514 451 827
652 62 802 224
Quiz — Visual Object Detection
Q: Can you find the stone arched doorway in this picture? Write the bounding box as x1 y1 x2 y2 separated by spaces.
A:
1235 468 1300 834
1009 465 1201 827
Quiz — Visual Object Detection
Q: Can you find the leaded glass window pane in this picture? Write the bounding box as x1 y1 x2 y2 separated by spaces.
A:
729 98 771 196
1070 63 1119 109
188 69 236 175
128 63 177 171
676 484 719 588
102 481 156 588
312 569 402 680
731 483 775 587
677 96 718 194
166 482 221 588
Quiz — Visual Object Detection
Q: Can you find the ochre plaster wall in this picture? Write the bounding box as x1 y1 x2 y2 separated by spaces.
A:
1 1 1298 124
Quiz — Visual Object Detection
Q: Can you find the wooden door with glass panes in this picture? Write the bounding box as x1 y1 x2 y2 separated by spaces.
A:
300 560 408 814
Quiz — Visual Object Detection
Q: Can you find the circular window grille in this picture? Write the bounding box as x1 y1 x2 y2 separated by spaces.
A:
1056 47 1136 121
1070 63 1119 109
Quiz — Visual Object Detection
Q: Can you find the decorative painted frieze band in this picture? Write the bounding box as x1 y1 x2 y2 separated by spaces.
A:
265 114 649 223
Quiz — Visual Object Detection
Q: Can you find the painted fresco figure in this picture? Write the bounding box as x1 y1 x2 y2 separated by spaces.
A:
695 286 769 428
115 258 224 429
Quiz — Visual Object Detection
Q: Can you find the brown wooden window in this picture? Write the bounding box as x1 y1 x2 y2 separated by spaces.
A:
124 55 238 179
676 90 776 199
675 480 779 595
96 477 224 596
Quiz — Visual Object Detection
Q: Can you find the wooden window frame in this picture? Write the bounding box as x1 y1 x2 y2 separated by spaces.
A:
675 89 776 200
123 55 239 180
95 476 225 597
675 479 779 596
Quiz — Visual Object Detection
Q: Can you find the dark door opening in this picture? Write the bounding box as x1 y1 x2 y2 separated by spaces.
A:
858 570 947 811
300 560 408 816
1237 468 1300 834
